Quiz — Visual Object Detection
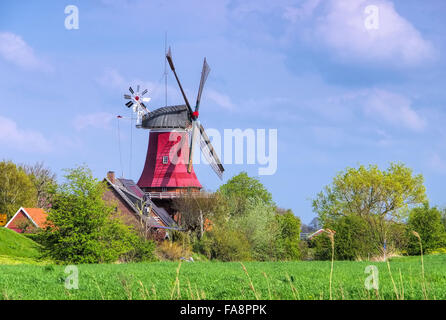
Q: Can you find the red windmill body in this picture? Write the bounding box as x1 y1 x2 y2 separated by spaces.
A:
137 130 202 193
124 47 224 199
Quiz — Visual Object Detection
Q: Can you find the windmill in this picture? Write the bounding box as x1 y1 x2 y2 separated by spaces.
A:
124 85 151 127
125 47 224 196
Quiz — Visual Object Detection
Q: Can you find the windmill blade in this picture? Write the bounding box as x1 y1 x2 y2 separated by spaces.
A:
198 123 224 179
187 121 198 174
129 86 134 94
195 58 210 113
124 94 131 99
125 101 134 108
141 89 148 96
142 97 151 102
165 46 193 115
137 85 140 93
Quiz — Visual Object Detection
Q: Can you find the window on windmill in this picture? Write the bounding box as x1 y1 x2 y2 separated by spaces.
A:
162 156 169 164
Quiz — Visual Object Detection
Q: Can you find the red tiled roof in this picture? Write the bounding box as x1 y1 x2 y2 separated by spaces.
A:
23 208 48 228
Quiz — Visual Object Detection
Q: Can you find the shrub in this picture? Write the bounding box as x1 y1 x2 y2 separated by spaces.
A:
40 165 154 264
275 211 302 260
203 226 252 261
232 198 278 261
407 203 446 255
313 215 376 260
156 240 190 261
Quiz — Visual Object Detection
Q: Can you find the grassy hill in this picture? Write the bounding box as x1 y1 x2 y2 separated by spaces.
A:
0 227 44 265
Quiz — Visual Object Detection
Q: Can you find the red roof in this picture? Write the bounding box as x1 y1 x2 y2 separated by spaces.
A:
22 208 48 228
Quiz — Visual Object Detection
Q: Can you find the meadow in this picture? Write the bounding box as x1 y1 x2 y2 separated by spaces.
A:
1 255 445 300
1 227 445 300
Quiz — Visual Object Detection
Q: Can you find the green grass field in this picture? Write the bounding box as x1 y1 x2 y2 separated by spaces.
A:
1 228 445 300
1 255 445 300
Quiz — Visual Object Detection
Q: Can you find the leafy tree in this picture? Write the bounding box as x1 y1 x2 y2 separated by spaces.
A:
172 192 228 239
441 209 446 230
313 163 426 254
20 162 56 210
200 225 252 261
407 203 446 255
40 165 155 263
313 215 374 260
0 160 37 219
275 210 302 260
232 198 279 261
218 172 273 216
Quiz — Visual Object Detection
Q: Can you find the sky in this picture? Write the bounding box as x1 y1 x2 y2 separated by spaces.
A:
1 0 446 224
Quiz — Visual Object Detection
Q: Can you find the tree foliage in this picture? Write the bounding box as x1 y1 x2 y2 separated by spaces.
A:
0 160 37 219
407 203 446 255
40 165 155 264
313 163 426 255
191 173 301 261
275 210 302 260
218 172 273 215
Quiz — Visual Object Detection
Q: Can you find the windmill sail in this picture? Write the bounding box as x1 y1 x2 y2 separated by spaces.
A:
198 123 224 179
166 47 193 115
195 58 210 113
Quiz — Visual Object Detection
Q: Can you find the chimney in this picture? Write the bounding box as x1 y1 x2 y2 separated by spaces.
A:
107 171 116 184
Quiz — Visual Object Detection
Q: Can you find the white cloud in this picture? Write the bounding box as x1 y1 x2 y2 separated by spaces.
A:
73 112 115 131
283 0 434 65
323 88 426 131
316 0 434 65
0 116 52 152
205 89 235 110
0 32 51 71
362 89 425 131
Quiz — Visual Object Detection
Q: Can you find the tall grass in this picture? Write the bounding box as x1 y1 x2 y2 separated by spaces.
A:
324 229 336 300
411 231 427 299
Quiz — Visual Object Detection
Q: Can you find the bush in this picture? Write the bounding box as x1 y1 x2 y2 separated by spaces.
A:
232 198 278 261
156 240 191 261
120 235 157 262
202 226 252 261
407 203 446 255
40 165 154 264
275 211 302 260
313 215 376 260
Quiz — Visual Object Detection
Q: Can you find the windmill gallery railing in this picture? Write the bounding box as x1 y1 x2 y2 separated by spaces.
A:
147 191 213 199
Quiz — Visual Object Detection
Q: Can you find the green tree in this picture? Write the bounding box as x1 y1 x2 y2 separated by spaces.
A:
407 203 446 255
218 172 273 216
233 198 279 261
0 161 37 219
204 227 252 261
313 215 374 260
313 163 426 254
275 210 302 260
40 165 155 264
441 209 446 230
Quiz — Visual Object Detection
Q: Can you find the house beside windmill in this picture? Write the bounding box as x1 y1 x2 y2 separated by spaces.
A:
103 171 181 240
5 207 48 233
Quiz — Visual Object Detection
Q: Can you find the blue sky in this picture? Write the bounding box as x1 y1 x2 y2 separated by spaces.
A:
1 0 446 224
